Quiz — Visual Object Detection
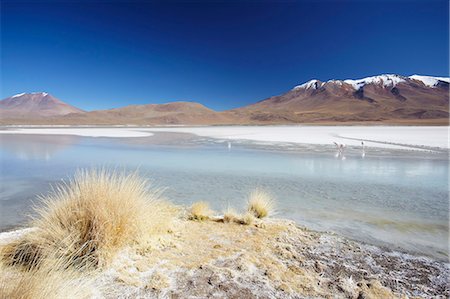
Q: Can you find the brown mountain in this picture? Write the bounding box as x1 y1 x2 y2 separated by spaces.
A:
231 74 449 123
0 92 84 118
61 101 233 125
1 74 448 125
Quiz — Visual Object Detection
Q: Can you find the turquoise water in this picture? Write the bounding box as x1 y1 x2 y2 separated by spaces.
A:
0 133 448 260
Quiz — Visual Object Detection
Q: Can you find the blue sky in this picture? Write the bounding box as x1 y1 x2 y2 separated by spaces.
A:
1 0 448 111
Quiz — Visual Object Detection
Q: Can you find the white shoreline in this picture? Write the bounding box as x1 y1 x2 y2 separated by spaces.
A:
146 126 448 150
0 126 448 150
0 128 154 138
0 228 35 246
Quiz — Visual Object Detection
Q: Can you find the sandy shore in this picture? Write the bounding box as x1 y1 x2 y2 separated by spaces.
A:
1 218 448 298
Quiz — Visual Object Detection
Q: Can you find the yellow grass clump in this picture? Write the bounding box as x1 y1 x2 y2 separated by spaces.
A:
1 168 177 269
247 189 275 219
0 240 99 299
188 201 214 221
238 212 255 225
222 207 238 223
222 206 254 226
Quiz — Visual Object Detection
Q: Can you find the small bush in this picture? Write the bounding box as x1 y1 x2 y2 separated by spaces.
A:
238 212 255 226
247 189 274 219
188 201 213 221
223 207 238 223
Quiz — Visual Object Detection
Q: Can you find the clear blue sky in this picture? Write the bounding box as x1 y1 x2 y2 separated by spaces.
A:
1 0 448 111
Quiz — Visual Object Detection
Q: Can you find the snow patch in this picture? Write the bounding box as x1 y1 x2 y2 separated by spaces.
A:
9 92 49 99
11 93 26 98
327 80 343 86
408 75 450 88
344 74 406 89
293 79 324 90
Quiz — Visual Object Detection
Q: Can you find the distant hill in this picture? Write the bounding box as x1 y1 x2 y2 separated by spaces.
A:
63 101 234 125
1 74 448 125
0 92 84 118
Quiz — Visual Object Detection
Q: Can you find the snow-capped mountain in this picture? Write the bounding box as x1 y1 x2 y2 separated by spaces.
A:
240 74 449 123
293 74 450 90
0 92 84 118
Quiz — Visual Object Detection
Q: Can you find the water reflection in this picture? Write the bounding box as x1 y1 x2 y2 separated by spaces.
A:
0 134 79 160
0 133 448 260
361 141 366 158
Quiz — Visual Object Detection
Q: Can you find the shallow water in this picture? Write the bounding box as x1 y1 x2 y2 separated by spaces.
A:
0 132 448 260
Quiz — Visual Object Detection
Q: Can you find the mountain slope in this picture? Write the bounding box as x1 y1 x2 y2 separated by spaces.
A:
0 92 84 118
234 74 449 123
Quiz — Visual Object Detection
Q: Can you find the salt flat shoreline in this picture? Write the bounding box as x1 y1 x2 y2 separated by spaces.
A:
1 219 448 298
0 127 154 138
0 167 448 297
0 125 448 150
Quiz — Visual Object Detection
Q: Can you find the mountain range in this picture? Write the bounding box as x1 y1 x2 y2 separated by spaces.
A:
1 74 448 125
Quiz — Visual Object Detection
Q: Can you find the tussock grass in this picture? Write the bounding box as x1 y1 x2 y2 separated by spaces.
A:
223 207 238 223
247 189 274 219
188 201 214 221
237 212 255 226
222 207 254 226
1 168 177 269
0 241 98 299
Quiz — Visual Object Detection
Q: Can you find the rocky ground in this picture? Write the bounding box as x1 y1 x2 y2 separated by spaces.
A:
84 218 449 298
1 217 448 298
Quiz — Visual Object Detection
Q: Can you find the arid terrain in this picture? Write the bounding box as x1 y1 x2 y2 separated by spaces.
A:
1 74 448 125
1 213 448 298
0 170 448 298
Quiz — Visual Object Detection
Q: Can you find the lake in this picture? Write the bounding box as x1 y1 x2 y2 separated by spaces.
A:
0 129 448 261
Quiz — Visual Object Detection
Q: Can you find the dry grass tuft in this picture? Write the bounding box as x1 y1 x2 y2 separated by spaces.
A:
1 168 177 269
237 212 255 225
223 207 239 223
2 237 44 270
247 189 275 219
0 241 99 299
188 201 214 221
221 205 255 226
